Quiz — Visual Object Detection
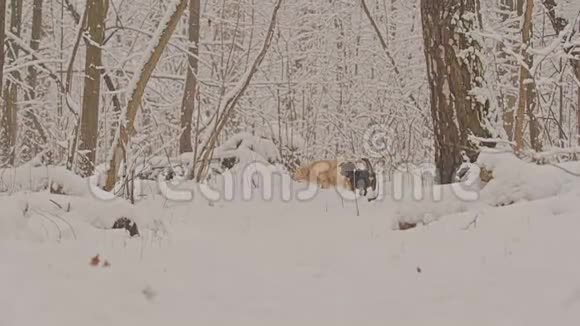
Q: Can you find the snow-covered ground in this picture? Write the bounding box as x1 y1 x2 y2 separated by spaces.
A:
1 154 580 325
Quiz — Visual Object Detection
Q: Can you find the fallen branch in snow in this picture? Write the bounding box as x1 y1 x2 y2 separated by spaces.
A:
49 199 63 210
462 213 480 230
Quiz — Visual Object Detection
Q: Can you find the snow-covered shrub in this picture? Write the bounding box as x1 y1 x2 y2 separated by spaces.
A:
209 132 280 175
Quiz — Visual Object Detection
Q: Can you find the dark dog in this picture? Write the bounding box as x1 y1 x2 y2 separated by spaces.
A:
339 158 377 200
294 158 378 201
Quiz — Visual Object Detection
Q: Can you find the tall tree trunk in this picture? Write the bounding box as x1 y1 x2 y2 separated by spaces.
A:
179 0 201 154
514 0 542 153
21 0 49 162
78 0 108 177
577 61 580 145
498 0 518 140
104 0 188 191
28 0 43 99
420 0 493 184
0 0 5 95
1 0 23 166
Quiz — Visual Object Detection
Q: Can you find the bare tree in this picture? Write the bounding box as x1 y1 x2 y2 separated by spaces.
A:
0 0 5 96
195 0 284 181
420 0 493 184
179 0 201 154
497 0 518 140
78 0 108 177
20 0 49 162
1 0 23 166
514 0 542 153
361 0 423 113
105 0 189 191
28 0 44 99
543 0 580 145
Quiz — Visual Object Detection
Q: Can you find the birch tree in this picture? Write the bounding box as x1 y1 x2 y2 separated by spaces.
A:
420 0 493 184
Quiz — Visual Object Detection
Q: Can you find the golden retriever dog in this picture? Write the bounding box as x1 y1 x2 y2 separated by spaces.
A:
293 159 378 201
293 160 353 190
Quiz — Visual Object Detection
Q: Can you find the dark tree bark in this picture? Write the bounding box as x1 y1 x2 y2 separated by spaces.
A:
78 0 108 176
28 0 43 99
420 0 493 184
1 0 23 166
21 0 49 163
0 0 5 95
179 0 201 154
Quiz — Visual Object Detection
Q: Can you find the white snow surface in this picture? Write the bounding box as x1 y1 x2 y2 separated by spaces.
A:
0 166 87 195
1 155 580 325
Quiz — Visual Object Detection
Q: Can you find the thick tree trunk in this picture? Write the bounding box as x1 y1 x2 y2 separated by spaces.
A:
78 0 108 177
179 0 201 154
420 0 492 184
1 0 23 166
104 0 188 191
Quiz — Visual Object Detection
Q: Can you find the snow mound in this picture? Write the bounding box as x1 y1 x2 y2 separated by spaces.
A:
0 193 167 242
0 166 87 196
478 151 580 206
392 151 580 227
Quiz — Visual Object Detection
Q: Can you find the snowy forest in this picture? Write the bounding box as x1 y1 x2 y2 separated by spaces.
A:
2 0 580 325
0 0 579 184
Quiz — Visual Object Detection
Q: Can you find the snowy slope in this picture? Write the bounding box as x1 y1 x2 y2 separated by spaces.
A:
1 158 580 325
